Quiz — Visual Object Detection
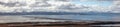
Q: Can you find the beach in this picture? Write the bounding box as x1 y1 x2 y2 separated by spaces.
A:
0 15 119 27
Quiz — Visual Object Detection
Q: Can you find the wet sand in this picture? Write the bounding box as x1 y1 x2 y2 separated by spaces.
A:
0 22 90 27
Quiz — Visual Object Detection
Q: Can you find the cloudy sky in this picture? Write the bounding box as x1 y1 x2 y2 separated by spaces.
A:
0 0 120 13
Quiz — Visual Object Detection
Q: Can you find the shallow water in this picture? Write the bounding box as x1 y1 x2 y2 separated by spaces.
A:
91 24 120 27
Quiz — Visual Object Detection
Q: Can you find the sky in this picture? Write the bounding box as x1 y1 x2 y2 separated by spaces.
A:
73 1 112 6
0 0 119 13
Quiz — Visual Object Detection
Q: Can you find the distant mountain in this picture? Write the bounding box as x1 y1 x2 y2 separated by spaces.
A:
0 12 119 15
0 12 79 15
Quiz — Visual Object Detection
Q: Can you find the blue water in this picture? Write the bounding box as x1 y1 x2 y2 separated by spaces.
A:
23 14 120 21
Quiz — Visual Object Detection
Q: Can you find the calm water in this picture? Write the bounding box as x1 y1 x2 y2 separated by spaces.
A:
24 15 119 27
22 14 120 21
0 15 120 27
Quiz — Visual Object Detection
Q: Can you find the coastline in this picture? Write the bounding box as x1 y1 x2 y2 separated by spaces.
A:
0 16 120 27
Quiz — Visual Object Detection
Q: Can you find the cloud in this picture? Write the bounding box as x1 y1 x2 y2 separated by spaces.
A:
109 1 120 13
0 0 119 13
0 0 72 12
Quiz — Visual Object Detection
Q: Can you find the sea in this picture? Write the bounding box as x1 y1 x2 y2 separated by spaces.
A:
21 14 120 21
0 14 120 27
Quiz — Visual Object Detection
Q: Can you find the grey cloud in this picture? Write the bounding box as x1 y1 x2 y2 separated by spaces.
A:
0 2 26 7
58 4 77 10
0 0 116 13
0 2 17 7
30 1 52 7
55 0 71 2
57 4 89 10
36 0 49 2
30 4 51 7
110 1 120 13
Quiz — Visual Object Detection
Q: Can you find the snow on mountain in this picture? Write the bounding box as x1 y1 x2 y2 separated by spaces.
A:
0 0 119 13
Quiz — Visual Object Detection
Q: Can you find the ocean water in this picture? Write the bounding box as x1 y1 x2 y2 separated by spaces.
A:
0 14 120 22
22 14 120 21
0 14 120 27
22 15 120 27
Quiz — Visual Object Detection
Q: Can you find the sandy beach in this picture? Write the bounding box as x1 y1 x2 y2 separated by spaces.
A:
0 16 120 27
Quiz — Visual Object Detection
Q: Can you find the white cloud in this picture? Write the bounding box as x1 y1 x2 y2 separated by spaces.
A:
109 1 120 13
0 0 119 13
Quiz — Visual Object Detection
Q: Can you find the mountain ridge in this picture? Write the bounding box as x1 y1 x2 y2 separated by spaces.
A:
0 12 119 15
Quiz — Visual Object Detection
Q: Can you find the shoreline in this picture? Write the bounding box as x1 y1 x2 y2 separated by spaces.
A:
0 22 120 27
0 22 90 27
